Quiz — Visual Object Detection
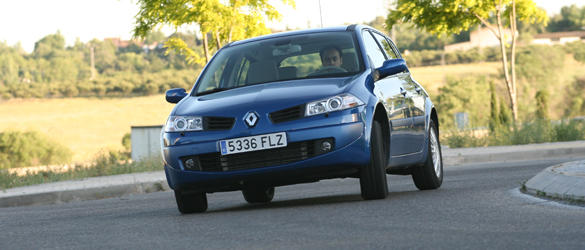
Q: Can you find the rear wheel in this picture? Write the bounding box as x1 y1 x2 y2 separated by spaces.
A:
242 187 275 203
359 120 389 200
412 120 443 190
174 190 208 214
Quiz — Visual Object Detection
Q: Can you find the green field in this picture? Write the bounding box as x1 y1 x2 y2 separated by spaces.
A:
0 95 174 162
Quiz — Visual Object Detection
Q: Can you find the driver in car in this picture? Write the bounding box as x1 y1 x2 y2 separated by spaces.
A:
320 46 343 68
311 45 348 74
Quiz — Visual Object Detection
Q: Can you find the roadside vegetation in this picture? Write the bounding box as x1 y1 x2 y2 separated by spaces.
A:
0 133 161 190
0 155 162 190
0 130 71 169
437 45 585 148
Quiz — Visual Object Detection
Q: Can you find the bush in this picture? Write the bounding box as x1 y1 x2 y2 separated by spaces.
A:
435 76 492 130
0 155 162 190
0 130 72 169
515 45 565 82
553 120 585 142
563 41 585 63
444 119 585 148
443 130 487 148
564 77 585 117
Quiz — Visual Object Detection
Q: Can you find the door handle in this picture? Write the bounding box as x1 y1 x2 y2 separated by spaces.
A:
400 88 407 96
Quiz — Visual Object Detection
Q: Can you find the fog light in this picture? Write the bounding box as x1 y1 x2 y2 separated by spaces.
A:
183 157 200 170
185 159 195 168
313 138 334 155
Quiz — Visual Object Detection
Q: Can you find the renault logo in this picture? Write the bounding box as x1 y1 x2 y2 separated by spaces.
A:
244 111 259 127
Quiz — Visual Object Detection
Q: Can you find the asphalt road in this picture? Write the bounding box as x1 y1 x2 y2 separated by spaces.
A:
2 157 585 250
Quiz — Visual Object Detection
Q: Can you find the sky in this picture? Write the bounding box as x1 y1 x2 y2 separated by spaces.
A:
0 0 583 53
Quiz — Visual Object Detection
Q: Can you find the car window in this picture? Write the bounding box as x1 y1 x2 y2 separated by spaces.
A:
198 55 229 92
194 31 363 95
228 56 251 87
362 31 387 68
280 53 321 78
371 32 398 59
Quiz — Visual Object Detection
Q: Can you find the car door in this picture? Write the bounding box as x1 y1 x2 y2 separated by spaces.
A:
383 34 426 152
409 78 427 152
362 30 416 156
373 31 426 154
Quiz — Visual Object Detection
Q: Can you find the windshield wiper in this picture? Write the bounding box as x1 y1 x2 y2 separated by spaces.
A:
196 87 230 96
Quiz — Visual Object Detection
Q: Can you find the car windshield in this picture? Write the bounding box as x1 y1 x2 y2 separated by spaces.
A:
194 31 363 95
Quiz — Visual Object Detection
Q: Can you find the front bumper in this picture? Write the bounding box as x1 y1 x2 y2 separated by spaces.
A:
162 111 370 192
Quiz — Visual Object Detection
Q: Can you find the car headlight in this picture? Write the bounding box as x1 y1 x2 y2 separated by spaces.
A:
165 116 203 132
305 94 364 116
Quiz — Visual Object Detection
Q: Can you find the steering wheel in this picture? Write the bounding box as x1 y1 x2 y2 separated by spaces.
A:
309 66 347 77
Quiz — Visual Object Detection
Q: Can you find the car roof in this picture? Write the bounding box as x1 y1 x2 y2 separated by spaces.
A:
228 25 364 47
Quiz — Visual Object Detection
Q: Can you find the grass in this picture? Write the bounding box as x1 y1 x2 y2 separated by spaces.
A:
0 95 174 162
410 62 500 95
0 156 163 190
443 119 585 148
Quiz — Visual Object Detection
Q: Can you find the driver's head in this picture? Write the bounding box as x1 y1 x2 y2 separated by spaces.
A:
320 46 343 67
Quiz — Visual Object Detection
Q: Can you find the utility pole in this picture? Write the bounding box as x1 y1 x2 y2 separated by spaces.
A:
318 0 323 28
90 46 96 80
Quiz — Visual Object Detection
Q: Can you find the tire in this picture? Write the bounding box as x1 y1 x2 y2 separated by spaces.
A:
359 120 389 200
242 187 275 204
174 190 208 214
412 120 443 190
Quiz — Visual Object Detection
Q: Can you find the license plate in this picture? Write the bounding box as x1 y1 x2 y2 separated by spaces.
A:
219 132 287 155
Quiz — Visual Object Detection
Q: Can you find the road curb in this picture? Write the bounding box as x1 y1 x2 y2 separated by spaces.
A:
0 172 169 208
522 160 585 203
442 140 585 165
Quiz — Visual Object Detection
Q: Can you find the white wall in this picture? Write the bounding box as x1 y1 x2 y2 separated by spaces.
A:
131 125 163 161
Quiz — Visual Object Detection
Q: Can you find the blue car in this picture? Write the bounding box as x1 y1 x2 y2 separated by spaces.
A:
162 25 443 213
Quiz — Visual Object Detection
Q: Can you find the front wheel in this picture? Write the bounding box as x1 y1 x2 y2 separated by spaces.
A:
174 190 208 214
242 187 275 204
412 120 443 190
359 120 389 200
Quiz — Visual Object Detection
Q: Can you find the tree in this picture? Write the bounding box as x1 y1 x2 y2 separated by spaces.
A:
489 82 500 132
547 4 585 32
387 0 548 122
88 39 117 74
144 30 167 45
535 90 549 120
499 97 512 127
133 0 295 66
366 16 454 51
33 32 66 59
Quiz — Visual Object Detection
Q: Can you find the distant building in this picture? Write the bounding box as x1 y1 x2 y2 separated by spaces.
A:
104 38 162 53
104 37 132 48
531 31 585 45
444 27 514 52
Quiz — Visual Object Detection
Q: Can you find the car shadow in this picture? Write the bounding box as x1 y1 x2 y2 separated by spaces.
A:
206 189 419 214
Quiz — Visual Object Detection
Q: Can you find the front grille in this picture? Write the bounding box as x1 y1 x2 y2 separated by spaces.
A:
204 117 235 130
269 105 304 123
184 138 334 172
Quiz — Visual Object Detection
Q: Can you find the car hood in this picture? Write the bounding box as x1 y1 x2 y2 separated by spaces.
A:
173 76 358 116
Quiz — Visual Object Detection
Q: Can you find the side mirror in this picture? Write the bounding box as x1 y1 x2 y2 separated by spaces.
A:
376 59 408 79
165 88 187 104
